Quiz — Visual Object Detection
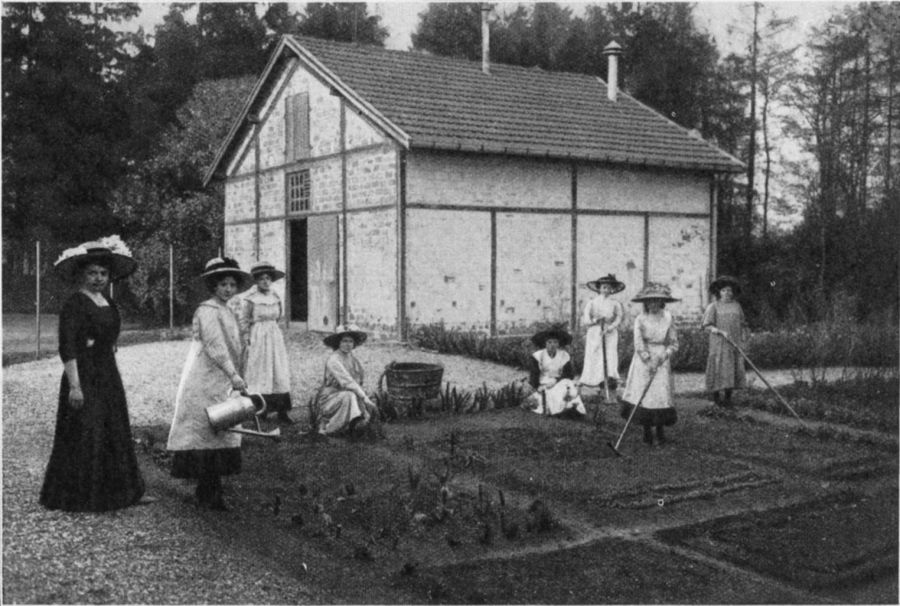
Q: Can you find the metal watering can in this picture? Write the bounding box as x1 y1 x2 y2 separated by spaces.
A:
206 391 281 440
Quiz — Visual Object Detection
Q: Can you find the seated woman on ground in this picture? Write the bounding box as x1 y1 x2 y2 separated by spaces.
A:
525 326 586 419
315 324 381 437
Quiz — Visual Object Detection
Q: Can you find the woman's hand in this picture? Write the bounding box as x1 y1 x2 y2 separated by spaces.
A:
231 374 247 391
69 385 84 409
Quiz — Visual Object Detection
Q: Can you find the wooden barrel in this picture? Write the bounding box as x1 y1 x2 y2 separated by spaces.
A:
380 362 444 402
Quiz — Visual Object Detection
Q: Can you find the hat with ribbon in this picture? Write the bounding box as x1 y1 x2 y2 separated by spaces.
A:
53 235 137 282
200 257 252 291
249 261 286 282
323 324 368 350
586 274 626 294
631 282 681 303
710 275 741 295
530 325 573 348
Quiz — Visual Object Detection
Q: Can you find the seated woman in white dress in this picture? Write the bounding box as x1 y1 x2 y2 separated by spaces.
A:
525 327 586 418
315 324 379 436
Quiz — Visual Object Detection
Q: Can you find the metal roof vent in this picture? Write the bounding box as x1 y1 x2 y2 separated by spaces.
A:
603 41 622 102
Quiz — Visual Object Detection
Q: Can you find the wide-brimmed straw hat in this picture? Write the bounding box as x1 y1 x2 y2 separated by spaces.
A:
250 261 285 281
323 324 368 350
53 236 137 282
530 326 573 348
632 282 680 303
586 274 626 294
710 275 741 295
200 257 252 291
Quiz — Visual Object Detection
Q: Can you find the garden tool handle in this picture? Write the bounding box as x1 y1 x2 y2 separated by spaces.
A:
612 367 658 452
718 333 806 426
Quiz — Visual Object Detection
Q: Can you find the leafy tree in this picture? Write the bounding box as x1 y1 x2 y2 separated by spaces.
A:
411 3 485 60
2 2 141 243
297 3 389 46
110 77 256 322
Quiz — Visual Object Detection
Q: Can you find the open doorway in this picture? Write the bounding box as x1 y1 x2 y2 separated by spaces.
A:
290 220 308 322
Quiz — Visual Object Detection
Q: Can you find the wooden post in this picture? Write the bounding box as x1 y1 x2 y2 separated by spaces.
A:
35 241 41 360
169 243 174 329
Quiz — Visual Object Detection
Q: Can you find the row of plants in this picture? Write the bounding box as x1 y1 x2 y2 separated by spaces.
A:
412 321 899 375
372 380 533 422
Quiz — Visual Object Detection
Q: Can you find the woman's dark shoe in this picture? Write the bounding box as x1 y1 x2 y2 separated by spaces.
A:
608 378 618 390
277 411 294 425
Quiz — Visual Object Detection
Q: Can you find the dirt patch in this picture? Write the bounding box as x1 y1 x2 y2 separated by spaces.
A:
658 489 899 593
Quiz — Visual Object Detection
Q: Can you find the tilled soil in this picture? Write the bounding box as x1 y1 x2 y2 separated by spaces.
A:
3 334 898 604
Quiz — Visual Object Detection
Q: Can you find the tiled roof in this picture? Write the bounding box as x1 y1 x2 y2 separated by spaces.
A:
291 36 744 173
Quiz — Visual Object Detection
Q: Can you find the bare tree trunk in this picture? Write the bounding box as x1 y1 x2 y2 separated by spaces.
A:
761 77 771 238
746 2 760 240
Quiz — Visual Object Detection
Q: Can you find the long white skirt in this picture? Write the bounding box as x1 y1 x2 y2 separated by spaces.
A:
580 325 619 386
528 379 586 416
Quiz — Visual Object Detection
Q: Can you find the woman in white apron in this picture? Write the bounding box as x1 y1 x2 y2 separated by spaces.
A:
620 283 680 446
240 262 293 423
526 326 586 418
580 274 625 390
167 257 252 510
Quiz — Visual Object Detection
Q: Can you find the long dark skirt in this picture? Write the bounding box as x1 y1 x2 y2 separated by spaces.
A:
170 448 242 479
41 372 145 512
619 401 678 426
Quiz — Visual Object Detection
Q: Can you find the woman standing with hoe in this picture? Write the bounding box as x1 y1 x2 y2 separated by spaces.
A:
619 283 680 447
702 276 748 407
580 275 625 395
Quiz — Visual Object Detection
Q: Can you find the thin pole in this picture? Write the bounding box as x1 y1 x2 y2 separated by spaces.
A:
169 243 174 329
35 241 41 360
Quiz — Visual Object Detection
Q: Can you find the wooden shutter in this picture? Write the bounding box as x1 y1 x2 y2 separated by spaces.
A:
285 92 310 163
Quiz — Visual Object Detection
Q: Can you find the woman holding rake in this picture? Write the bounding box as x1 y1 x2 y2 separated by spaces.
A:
619 283 680 447
702 275 748 407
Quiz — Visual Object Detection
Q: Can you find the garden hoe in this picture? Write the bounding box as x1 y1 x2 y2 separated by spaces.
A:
607 367 658 457
600 321 613 404
718 332 807 427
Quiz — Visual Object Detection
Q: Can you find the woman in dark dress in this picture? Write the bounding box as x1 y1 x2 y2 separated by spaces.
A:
41 237 150 511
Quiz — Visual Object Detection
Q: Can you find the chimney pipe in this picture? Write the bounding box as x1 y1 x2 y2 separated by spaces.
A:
603 41 622 102
481 4 490 75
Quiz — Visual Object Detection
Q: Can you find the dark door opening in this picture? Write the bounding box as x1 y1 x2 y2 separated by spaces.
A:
290 219 308 322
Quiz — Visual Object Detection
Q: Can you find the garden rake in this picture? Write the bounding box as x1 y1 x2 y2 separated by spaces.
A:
717 332 807 427
600 320 612 404
607 367 658 457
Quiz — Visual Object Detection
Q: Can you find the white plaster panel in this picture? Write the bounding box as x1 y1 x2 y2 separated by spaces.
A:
345 107 388 149
225 178 256 222
405 209 491 330
647 216 710 320
224 223 256 271
495 213 571 333
579 166 709 214
347 147 397 210
407 152 570 209
576 215 645 324
260 169 285 218
346 209 397 332
309 159 343 213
